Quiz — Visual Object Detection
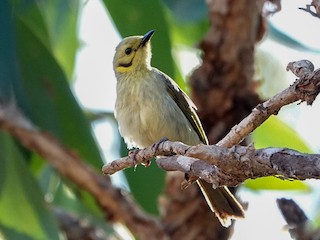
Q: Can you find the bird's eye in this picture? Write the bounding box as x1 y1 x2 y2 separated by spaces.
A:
125 48 132 55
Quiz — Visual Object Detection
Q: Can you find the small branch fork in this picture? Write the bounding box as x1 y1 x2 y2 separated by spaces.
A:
103 140 320 188
299 0 320 18
103 60 320 186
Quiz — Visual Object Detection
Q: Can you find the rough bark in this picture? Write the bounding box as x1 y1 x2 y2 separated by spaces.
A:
104 141 320 186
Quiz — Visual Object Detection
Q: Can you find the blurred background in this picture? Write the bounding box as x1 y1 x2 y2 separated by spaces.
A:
1 0 320 239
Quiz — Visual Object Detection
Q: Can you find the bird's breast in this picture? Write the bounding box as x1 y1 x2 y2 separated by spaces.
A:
115 73 200 148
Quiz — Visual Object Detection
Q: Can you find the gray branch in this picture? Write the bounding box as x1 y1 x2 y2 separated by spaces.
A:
103 60 320 187
277 198 320 240
103 140 320 188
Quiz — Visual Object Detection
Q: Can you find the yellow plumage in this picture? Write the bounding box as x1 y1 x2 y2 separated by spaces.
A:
113 30 244 227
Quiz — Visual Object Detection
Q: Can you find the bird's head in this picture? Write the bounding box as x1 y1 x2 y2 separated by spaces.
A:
113 30 155 74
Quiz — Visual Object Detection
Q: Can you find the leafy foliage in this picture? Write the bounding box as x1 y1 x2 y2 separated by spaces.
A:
0 132 60 240
0 0 318 238
1 1 104 238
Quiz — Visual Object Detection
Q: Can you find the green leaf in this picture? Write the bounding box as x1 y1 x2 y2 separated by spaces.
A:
34 158 107 228
0 224 35 240
4 1 107 230
0 132 60 240
252 115 312 153
36 0 80 79
0 0 17 102
163 0 207 23
124 160 165 215
12 4 103 168
12 0 51 53
12 0 79 79
244 176 311 191
169 17 209 47
163 0 209 46
268 22 320 54
314 210 320 227
44 170 114 235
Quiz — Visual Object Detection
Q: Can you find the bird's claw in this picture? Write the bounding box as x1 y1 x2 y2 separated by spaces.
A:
181 173 198 189
128 149 140 166
129 149 151 167
152 137 168 152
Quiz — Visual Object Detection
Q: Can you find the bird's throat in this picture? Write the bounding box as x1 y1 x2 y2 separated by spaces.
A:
116 61 133 73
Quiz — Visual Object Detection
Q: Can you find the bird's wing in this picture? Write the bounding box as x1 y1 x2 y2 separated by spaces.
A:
154 68 208 145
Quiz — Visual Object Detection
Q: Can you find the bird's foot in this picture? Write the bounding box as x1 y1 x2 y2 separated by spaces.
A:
151 137 169 153
181 173 199 189
128 149 141 166
129 148 151 167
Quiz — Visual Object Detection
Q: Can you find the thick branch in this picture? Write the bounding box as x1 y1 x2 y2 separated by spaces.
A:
103 140 320 187
103 60 320 186
0 103 167 240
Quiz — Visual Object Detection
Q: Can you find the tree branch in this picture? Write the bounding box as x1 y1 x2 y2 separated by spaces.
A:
299 0 320 18
103 60 320 186
103 140 320 187
218 59 319 148
2 59 319 239
0 102 167 240
277 198 320 240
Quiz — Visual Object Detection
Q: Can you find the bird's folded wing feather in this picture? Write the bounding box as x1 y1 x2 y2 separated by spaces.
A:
154 69 208 145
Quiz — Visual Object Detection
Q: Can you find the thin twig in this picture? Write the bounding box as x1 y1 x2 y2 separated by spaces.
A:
299 0 320 18
218 60 319 148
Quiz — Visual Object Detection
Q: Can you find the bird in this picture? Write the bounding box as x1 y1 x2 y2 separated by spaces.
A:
113 29 244 227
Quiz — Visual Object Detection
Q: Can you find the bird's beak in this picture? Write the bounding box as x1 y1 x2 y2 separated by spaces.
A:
139 30 155 48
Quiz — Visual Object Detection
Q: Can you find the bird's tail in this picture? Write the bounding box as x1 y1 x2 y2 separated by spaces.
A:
197 179 245 227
